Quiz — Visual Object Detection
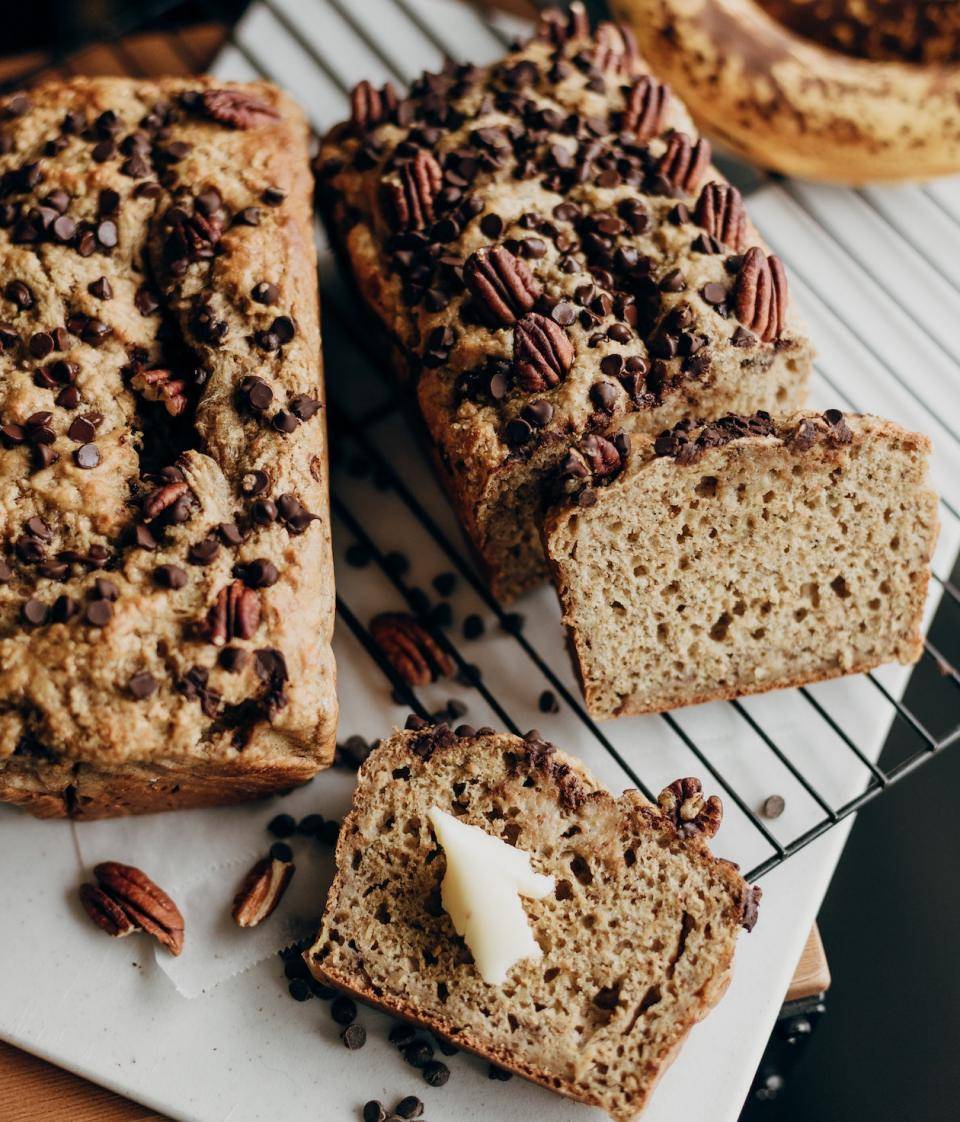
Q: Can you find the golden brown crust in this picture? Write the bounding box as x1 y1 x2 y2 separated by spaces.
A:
0 78 336 817
612 0 960 183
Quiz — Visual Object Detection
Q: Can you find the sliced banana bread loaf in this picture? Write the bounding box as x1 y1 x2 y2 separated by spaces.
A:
316 4 812 601
308 722 759 1121
542 410 939 718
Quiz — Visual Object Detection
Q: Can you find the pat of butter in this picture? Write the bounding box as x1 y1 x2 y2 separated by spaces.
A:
427 806 555 986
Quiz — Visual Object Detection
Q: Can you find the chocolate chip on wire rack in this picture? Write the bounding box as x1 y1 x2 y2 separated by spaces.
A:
762 794 786 819
267 813 296 838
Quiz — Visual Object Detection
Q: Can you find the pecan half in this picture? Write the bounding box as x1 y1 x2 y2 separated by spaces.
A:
79 882 138 938
694 181 746 252
741 884 762 932
350 79 398 132
538 1 590 44
733 247 788 343
385 151 442 232
655 132 711 194
370 612 453 687
205 580 261 646
142 480 190 522
93 861 184 955
464 246 539 325
622 75 669 141
513 313 574 391
199 88 279 129
657 777 723 839
593 21 642 75
561 432 629 491
163 206 222 265
232 855 295 928
132 368 189 417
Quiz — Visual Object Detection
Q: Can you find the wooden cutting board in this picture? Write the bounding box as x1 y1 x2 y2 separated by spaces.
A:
0 7 829 1120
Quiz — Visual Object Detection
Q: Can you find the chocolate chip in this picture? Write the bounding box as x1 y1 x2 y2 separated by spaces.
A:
22 599 48 627
134 524 158 551
521 399 553 428
25 517 51 541
5 279 33 309
84 599 112 627
463 614 484 640
762 794 785 819
488 1064 513 1081
288 978 311 1002
659 268 686 292
269 840 293 862
331 995 357 1025
268 813 296 838
262 186 285 206
91 139 114 162
234 206 261 226
51 594 79 622
241 470 269 496
403 1040 434 1068
363 1102 386 1122
92 578 118 601
0 562 12 582
67 416 96 443
155 564 187 589
395 1095 424 1117
219 646 249 672
218 521 243 545
129 671 157 699
539 689 560 714
289 394 319 420
243 376 274 412
273 410 298 434
251 499 277 525
244 558 279 588
389 1024 416 1047
74 444 100 469
422 1061 449 1087
607 323 632 343
341 1023 366 1050
701 282 727 306
589 381 618 413
96 220 118 248
188 538 220 566
551 301 577 326
251 281 278 305
271 315 295 344
504 417 532 447
88 276 112 300
134 285 160 315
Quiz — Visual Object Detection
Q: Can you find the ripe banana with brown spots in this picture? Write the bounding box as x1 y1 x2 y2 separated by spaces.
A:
610 0 960 183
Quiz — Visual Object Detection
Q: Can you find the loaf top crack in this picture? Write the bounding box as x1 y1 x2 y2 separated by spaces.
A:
0 78 335 800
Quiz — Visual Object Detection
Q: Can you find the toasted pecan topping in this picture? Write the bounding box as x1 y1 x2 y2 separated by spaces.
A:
733 247 788 342
232 855 295 928
385 151 443 232
205 580 261 646
657 777 723 839
513 313 574 391
199 88 279 129
464 245 539 325
656 132 711 194
350 79 398 132
91 861 184 955
593 20 642 75
537 1 590 45
622 75 669 141
370 612 453 687
694 182 746 252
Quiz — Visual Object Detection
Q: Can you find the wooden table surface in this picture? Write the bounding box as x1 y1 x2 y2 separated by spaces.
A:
0 7 830 1120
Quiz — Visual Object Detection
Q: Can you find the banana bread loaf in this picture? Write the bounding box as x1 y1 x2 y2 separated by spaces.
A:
0 78 337 817
542 410 939 717
308 721 759 1121
316 3 813 601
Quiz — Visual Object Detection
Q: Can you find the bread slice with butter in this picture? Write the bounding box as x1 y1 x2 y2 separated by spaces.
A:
307 722 759 1120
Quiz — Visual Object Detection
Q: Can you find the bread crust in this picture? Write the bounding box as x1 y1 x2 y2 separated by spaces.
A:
0 79 337 817
308 726 754 1121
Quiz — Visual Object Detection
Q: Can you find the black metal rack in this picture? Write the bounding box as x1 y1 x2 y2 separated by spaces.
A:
5 0 959 883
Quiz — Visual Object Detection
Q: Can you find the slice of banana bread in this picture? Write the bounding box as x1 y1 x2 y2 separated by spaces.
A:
316 4 812 601
542 410 939 718
308 722 759 1121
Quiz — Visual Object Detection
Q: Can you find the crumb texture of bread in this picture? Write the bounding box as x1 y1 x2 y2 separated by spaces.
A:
316 11 813 601
543 411 939 718
308 726 754 1121
0 78 336 817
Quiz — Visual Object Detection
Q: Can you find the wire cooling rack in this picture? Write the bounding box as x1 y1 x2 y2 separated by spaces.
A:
6 0 960 884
